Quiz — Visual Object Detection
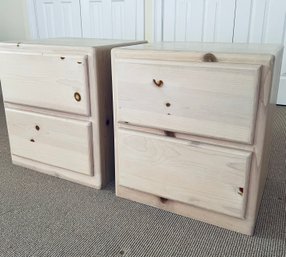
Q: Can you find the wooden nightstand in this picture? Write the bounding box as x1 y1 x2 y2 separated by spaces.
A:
0 38 146 189
111 42 283 235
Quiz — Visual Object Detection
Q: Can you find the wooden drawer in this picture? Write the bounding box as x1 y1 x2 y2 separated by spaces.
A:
5 108 93 175
114 59 262 144
0 53 90 115
117 129 252 218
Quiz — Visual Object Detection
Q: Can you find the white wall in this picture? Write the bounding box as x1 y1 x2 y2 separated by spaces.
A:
0 0 30 41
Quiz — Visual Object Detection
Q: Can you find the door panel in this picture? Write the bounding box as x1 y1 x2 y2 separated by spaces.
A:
35 0 82 38
234 0 286 74
234 0 286 104
80 0 145 40
161 0 236 42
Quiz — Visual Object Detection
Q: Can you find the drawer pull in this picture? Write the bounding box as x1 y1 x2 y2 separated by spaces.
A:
35 125 40 131
203 53 217 62
74 92 81 102
30 139 35 143
153 79 164 87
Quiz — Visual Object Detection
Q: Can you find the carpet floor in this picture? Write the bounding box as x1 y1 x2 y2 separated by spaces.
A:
0 93 285 257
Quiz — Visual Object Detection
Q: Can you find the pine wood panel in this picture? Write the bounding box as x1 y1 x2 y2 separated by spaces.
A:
5 108 93 176
0 52 90 115
118 129 252 218
0 39 146 188
114 59 261 143
112 42 284 234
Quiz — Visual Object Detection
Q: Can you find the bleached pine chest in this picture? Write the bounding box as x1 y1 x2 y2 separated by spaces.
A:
0 38 145 189
111 42 283 235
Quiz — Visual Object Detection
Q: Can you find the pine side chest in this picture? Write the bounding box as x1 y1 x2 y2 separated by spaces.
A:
111 42 283 235
0 38 145 189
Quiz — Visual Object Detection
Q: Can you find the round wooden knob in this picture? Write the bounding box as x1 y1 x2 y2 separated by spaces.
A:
74 92 81 102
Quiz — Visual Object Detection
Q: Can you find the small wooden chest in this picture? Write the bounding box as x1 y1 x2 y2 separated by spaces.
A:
111 42 283 235
0 38 145 189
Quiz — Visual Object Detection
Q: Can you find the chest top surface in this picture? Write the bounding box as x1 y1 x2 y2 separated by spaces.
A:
115 42 283 56
0 38 147 53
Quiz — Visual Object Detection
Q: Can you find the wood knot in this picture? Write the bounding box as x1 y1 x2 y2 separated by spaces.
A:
153 79 164 87
164 131 175 138
238 187 244 196
203 53 217 62
159 197 168 204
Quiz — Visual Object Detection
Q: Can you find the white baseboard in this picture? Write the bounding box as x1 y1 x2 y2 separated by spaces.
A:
277 76 286 105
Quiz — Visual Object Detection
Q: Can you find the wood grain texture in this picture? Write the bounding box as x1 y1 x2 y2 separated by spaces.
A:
114 59 261 143
5 108 93 175
112 42 284 234
0 53 90 115
116 185 255 235
117 129 252 218
0 39 147 188
11 155 100 189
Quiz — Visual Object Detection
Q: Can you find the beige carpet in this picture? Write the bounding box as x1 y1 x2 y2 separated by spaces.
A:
0 93 285 257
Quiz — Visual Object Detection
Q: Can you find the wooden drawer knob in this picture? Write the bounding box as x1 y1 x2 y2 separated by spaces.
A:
153 79 164 87
203 53 218 62
74 92 81 102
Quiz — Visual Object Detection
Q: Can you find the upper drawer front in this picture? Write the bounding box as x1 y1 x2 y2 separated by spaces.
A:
117 129 252 219
5 108 93 176
114 59 262 144
0 53 90 115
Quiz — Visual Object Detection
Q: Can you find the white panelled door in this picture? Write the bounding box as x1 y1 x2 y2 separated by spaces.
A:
154 0 286 105
30 0 145 40
233 0 286 105
35 0 82 38
81 0 144 40
156 0 236 42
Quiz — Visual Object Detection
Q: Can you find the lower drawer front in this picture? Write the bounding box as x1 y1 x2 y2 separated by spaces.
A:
117 129 252 218
5 108 93 176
